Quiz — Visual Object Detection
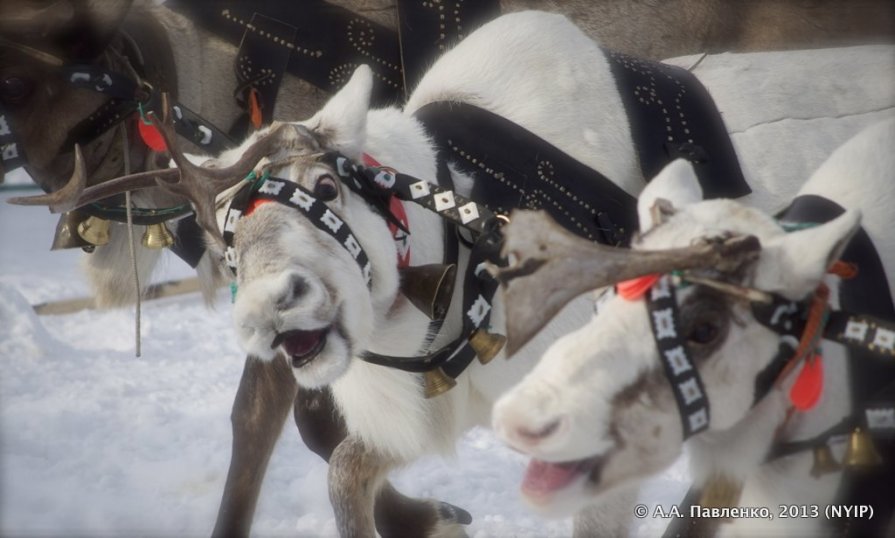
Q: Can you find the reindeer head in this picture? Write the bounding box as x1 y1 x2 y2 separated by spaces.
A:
205 66 401 387
490 159 860 516
0 0 136 189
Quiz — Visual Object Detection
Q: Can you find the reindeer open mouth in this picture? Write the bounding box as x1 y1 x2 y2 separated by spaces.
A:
521 455 605 503
273 327 329 368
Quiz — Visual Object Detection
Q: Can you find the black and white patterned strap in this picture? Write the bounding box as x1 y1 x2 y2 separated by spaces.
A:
646 275 711 439
324 152 506 374
222 174 372 288
0 102 26 172
324 152 497 235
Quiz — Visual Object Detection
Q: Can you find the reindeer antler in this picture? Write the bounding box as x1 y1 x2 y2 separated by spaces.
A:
489 210 761 356
9 93 295 247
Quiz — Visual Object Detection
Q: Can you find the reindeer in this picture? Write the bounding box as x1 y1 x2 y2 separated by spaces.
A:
5 1 893 536
14 9 895 535
490 117 895 535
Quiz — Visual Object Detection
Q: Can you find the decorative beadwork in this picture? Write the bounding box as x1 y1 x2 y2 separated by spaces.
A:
221 9 322 58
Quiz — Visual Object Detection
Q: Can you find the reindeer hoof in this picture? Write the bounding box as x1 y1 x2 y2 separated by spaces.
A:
437 502 472 525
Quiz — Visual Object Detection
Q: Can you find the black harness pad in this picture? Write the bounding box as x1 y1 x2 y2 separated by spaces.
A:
234 13 298 126
165 0 404 106
606 50 750 199
396 0 500 92
415 101 639 246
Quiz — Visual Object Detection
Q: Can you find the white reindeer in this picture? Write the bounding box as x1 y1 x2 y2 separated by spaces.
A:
15 10 894 536
491 117 895 535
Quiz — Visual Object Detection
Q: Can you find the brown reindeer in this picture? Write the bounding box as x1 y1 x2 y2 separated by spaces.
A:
3 1 892 536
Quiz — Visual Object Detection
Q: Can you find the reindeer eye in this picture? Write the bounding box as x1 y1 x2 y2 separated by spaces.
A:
0 76 33 104
680 292 730 357
688 322 720 345
313 174 338 201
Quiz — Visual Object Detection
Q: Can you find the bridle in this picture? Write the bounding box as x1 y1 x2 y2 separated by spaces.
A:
620 260 895 439
220 149 510 379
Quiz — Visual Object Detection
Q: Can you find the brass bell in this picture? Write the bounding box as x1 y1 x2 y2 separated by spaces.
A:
699 473 743 516
399 264 457 320
77 216 111 246
141 222 174 249
810 443 841 477
843 427 882 467
469 328 507 365
423 367 456 398
51 210 92 250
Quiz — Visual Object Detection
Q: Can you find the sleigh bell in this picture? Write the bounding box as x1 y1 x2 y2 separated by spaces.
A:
843 427 882 467
52 210 93 250
469 328 507 365
423 367 456 398
699 472 743 512
810 443 841 477
141 222 174 249
77 215 111 246
399 263 457 320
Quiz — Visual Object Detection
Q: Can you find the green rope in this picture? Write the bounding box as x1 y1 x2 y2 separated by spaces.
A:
778 220 820 233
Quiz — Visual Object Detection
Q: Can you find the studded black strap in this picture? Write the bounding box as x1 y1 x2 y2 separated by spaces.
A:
164 1 404 105
605 49 750 200
415 101 638 246
229 12 298 138
396 0 500 91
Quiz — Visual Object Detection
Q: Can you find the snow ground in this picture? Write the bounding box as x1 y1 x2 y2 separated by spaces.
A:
0 179 687 537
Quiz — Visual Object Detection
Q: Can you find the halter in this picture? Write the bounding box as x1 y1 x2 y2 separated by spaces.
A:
221 149 507 378
656 215 895 537
625 264 895 437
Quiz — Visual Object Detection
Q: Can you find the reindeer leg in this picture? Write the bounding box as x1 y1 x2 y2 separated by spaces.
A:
212 355 297 538
296 388 470 537
572 484 637 537
329 435 393 538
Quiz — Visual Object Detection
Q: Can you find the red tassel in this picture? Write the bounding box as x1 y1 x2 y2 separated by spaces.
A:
137 116 167 152
617 274 661 301
246 198 273 216
790 354 824 411
249 88 263 130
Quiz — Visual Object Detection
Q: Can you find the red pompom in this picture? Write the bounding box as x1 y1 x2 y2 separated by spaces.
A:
617 274 661 301
790 354 824 411
137 117 167 152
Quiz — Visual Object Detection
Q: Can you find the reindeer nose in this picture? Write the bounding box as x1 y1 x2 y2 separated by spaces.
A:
516 418 563 443
494 396 570 454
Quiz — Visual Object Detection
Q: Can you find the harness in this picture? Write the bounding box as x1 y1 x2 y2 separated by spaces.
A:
163 0 502 117
634 196 895 537
5 4 754 397
213 37 756 390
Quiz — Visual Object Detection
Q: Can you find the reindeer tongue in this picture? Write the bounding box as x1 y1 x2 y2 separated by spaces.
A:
522 459 589 498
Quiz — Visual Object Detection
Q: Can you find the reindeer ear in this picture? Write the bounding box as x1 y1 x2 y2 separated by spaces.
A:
304 65 373 158
753 210 861 300
637 159 703 232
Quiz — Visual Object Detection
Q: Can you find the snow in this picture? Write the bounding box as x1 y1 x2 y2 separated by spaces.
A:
0 181 687 537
